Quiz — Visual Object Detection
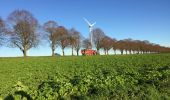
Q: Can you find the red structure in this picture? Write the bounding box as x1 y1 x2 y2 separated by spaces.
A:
81 49 97 55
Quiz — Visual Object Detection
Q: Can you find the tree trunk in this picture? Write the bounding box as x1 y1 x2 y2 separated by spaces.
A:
121 50 123 55
52 47 55 56
107 50 109 55
114 49 116 55
97 48 99 55
62 48 65 56
129 50 132 55
104 50 106 55
23 50 27 57
125 50 127 54
76 49 79 56
71 46 74 56
52 50 55 56
51 43 55 56
141 51 143 54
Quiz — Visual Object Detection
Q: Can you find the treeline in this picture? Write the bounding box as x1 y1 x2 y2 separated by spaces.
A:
0 10 170 57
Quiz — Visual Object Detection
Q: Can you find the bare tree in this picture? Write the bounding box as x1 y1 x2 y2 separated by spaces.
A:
123 38 134 54
100 36 113 55
74 33 82 56
7 10 39 57
112 38 117 54
43 21 58 56
69 28 81 56
82 38 91 50
68 28 76 56
141 40 151 54
92 28 105 54
117 40 126 55
56 26 69 56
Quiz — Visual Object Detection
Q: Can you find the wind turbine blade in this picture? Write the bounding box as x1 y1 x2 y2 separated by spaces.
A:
83 18 91 26
91 22 96 26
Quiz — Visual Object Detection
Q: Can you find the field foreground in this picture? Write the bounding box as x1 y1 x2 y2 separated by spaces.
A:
0 54 170 100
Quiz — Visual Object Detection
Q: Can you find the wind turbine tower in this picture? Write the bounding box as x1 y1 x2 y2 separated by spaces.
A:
84 18 96 48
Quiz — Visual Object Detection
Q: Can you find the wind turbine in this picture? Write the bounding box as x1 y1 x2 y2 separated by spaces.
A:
83 18 96 49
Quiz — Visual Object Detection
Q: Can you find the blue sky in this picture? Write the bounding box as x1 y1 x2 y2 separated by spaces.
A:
0 0 170 57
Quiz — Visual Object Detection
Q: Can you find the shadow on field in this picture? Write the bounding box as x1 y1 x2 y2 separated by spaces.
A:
4 95 14 100
4 91 32 100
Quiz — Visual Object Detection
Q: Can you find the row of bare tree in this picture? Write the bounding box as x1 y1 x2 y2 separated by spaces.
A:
0 10 170 57
43 21 82 56
83 28 170 55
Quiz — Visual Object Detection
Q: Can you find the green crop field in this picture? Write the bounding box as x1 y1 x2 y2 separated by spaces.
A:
0 54 170 100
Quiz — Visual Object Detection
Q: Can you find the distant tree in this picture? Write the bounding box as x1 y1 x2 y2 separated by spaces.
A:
100 36 113 55
92 28 105 54
152 44 161 53
142 40 151 54
43 21 58 56
68 29 75 56
69 28 81 56
82 38 91 50
74 32 82 56
123 38 134 54
130 40 138 54
131 40 139 54
112 38 117 54
117 40 126 55
7 10 39 57
131 40 156 54
56 26 69 56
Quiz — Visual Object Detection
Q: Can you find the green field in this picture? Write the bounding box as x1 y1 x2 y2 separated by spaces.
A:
0 54 170 100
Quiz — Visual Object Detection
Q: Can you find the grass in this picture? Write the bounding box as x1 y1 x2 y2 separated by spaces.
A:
0 54 170 99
